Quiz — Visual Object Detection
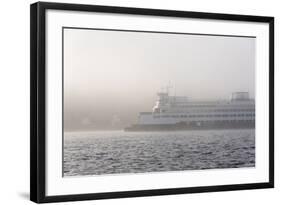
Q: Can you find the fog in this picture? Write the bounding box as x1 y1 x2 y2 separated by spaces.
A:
63 28 255 131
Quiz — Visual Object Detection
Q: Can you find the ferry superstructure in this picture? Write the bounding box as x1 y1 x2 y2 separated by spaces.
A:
124 91 255 131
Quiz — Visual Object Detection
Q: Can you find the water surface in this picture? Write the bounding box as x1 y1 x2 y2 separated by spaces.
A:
64 129 255 176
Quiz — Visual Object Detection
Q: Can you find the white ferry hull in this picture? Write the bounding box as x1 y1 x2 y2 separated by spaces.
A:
124 91 255 132
124 120 255 131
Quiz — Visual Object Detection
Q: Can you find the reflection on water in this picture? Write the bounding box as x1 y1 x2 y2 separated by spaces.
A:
63 129 255 176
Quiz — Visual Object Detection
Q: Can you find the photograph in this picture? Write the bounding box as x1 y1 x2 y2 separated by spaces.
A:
30 2 274 202
63 27 256 177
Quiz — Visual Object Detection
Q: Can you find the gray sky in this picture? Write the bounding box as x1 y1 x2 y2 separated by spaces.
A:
64 28 255 131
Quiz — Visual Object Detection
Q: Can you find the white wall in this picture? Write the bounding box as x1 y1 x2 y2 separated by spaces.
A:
0 0 279 204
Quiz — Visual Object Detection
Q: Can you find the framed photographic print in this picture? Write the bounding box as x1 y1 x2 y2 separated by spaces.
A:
30 2 274 203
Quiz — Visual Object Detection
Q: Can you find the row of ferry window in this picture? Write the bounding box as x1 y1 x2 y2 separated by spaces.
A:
169 104 254 108
161 109 255 113
153 113 255 118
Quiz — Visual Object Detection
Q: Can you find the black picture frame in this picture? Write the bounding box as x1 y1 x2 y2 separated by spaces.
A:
30 1 274 203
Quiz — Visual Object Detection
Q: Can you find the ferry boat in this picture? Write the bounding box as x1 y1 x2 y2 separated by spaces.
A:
124 91 255 131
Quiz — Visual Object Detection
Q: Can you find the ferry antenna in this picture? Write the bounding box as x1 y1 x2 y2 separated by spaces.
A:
166 82 173 95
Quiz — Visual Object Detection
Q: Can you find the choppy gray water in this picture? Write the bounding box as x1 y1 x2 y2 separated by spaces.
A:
64 129 255 176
